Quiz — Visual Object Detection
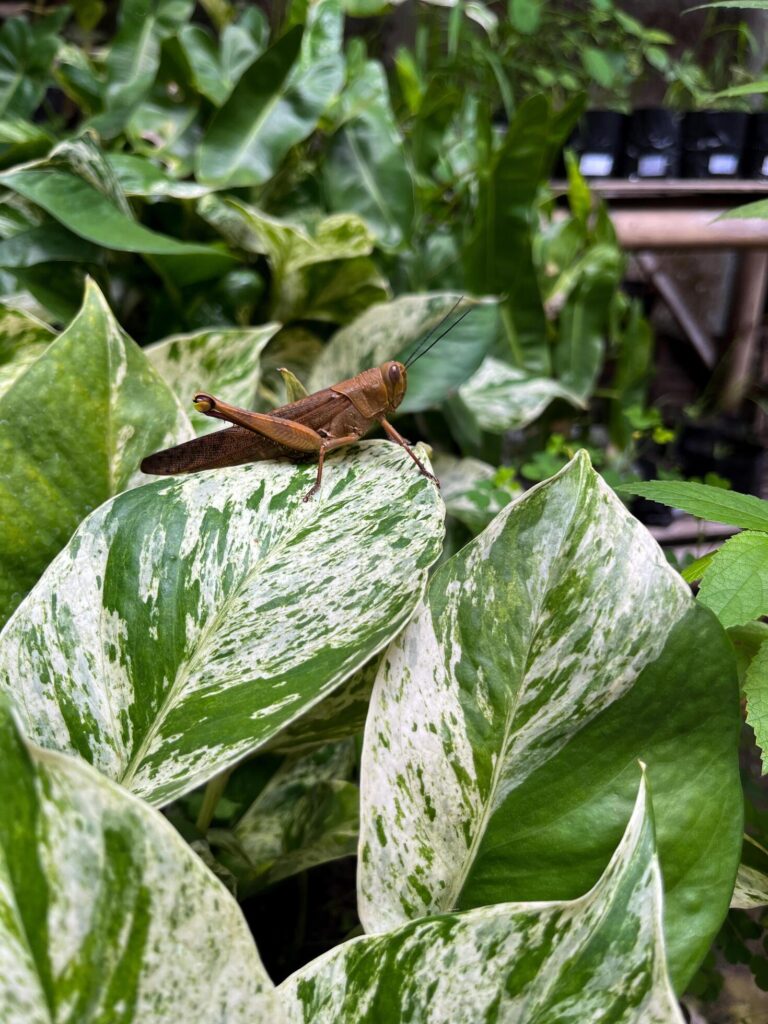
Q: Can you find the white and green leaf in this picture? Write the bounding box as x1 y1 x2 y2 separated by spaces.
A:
280 772 684 1024
0 279 192 629
0 704 280 1023
359 451 742 990
145 323 281 436
209 740 358 895
0 441 444 806
457 355 587 433
0 301 54 398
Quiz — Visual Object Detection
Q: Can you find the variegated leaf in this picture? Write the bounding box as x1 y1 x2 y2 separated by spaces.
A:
0 278 192 629
209 740 358 895
731 835 768 909
0 704 280 1023
145 323 282 436
433 452 521 536
265 654 380 755
457 355 587 432
359 451 741 989
0 441 444 806
280 773 684 1024
0 301 54 398
308 294 497 414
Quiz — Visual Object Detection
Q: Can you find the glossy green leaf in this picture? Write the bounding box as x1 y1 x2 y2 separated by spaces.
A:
0 704 279 1022
177 21 261 106
197 0 344 187
308 294 496 414
281 773 684 1023
209 740 358 895
199 196 385 322
0 165 225 257
554 243 623 400
0 441 444 806
0 301 54 398
323 61 414 249
94 0 194 136
145 323 281 436
107 153 214 199
457 355 586 432
0 12 66 120
617 480 768 532
0 223 100 269
745 637 768 772
0 279 191 629
698 531 768 628
681 550 716 584
359 452 741 989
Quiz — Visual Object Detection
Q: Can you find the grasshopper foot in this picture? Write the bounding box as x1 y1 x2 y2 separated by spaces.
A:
302 483 320 502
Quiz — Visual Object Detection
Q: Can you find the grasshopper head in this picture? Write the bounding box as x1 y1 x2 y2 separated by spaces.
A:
380 360 407 409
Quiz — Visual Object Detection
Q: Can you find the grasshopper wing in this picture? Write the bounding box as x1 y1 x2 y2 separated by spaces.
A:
140 425 301 475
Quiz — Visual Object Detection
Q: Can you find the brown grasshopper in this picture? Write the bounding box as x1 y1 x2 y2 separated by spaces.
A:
141 301 470 501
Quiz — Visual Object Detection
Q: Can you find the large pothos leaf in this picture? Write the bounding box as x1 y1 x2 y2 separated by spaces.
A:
208 740 358 896
145 323 281 436
0 441 444 806
456 355 586 432
308 294 497 413
359 451 741 990
196 0 344 187
0 704 280 1023
0 279 191 629
280 772 684 1024
0 301 54 398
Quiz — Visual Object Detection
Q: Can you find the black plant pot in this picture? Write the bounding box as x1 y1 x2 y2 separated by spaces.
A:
570 110 628 178
742 112 768 179
681 111 749 178
622 108 682 179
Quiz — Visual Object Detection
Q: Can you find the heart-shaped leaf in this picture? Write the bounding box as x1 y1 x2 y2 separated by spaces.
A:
0 441 444 806
359 451 741 989
0 279 192 628
0 703 279 1022
145 323 281 435
280 772 684 1024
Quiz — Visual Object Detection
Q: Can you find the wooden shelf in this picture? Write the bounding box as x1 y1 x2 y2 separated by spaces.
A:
551 178 768 200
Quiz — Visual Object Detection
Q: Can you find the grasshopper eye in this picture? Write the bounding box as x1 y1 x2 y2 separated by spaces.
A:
388 364 401 382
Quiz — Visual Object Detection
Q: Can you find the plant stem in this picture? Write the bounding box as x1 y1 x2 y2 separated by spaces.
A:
195 768 232 833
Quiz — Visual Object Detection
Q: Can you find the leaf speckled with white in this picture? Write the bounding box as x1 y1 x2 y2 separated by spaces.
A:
0 279 192 628
0 441 444 806
0 302 54 398
145 324 282 436
280 773 684 1024
0 705 280 1024
359 451 741 990
457 355 586 432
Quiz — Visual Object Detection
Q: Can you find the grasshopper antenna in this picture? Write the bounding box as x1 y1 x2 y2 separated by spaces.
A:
404 296 465 368
405 301 473 368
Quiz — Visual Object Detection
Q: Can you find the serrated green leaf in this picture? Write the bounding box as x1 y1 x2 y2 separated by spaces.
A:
145 323 281 436
681 550 716 583
0 441 444 806
0 301 54 398
308 294 497 414
0 279 192 629
457 355 586 432
698 531 768 628
359 452 742 990
0 703 279 1022
743 637 768 772
281 773 683 1023
618 480 768 532
197 0 344 187
209 740 358 895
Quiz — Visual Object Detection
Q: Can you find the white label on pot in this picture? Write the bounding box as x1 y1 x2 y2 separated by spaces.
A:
579 153 614 177
708 153 738 175
638 154 668 177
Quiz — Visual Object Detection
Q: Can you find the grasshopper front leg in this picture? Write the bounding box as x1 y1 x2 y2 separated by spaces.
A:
378 417 440 487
